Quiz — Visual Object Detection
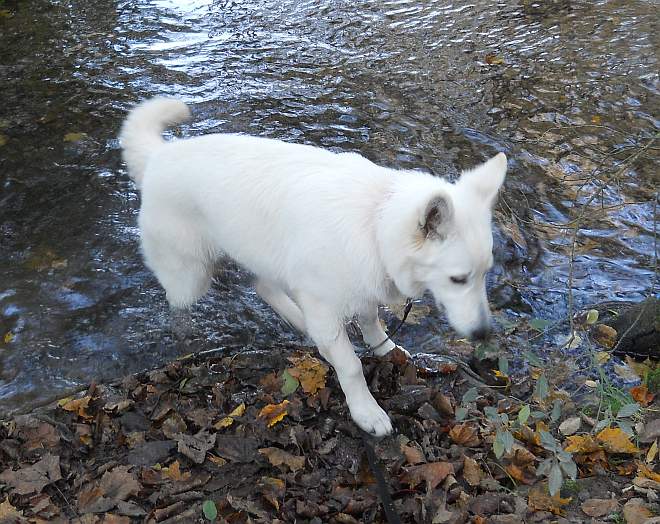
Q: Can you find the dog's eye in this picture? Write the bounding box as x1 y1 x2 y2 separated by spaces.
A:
450 275 468 285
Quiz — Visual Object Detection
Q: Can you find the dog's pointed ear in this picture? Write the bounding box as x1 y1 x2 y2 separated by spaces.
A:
460 152 507 205
420 193 453 239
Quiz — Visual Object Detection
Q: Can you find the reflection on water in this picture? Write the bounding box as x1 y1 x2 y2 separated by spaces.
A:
0 0 657 413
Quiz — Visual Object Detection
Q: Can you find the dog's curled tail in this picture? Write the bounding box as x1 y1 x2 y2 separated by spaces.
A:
119 97 191 188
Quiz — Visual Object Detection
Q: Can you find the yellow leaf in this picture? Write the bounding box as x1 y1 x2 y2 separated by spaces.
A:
485 53 504 65
595 351 611 365
591 115 602 124
596 427 640 454
638 462 660 482
3 331 14 343
213 403 246 430
208 454 227 467
528 486 572 516
258 400 289 428
63 132 87 142
286 355 328 395
646 440 658 463
0 134 7 146
564 434 602 454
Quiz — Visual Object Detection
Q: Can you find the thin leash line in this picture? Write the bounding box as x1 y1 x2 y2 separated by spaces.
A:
369 298 414 352
362 435 402 524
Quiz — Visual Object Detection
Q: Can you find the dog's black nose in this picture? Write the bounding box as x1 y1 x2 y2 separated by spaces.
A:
471 326 491 342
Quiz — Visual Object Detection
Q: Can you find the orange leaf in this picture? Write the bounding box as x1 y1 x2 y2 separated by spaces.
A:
286 355 328 395
596 427 640 454
528 486 572 516
630 385 655 407
448 423 480 447
59 396 93 420
564 434 602 454
401 462 454 491
259 447 305 472
258 400 290 428
401 444 425 465
638 462 660 482
506 463 536 485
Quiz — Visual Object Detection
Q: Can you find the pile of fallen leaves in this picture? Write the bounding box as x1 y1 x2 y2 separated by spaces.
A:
0 345 658 523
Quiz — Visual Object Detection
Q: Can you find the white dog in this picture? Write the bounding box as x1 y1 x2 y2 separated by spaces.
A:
120 98 506 436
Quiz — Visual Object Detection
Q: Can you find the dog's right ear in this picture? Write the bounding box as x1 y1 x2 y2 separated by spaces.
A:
420 193 454 239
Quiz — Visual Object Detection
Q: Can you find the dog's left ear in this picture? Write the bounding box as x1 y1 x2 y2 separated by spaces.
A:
421 193 454 239
459 152 507 205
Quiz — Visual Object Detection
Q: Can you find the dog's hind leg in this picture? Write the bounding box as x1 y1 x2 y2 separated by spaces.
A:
141 227 213 337
359 307 411 358
255 279 306 333
297 293 392 436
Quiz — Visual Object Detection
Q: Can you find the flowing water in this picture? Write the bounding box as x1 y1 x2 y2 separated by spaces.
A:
0 0 657 413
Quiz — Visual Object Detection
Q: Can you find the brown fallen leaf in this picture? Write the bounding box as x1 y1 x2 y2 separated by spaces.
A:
98 466 141 501
401 444 425 465
485 53 504 65
592 324 617 349
0 499 26 522
630 385 655 407
174 430 215 464
286 355 328 395
258 400 290 428
59 395 93 420
401 462 454 491
161 460 191 482
448 423 480 447
259 447 306 472
623 498 653 524
505 463 536 485
528 486 572 516
596 427 640 454
258 476 286 510
580 498 619 517
463 457 483 486
0 454 62 495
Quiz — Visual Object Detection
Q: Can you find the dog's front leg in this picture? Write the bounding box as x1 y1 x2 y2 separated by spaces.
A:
297 294 393 436
359 307 411 358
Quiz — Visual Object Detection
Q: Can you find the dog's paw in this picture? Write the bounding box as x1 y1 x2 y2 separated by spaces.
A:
374 343 411 359
349 399 393 437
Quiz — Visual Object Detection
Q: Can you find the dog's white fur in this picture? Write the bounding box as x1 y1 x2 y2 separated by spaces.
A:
120 97 506 436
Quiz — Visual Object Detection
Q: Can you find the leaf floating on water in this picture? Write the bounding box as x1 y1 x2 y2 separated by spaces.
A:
63 132 87 142
3 331 14 343
585 309 599 324
528 318 552 332
485 53 504 65
258 400 290 428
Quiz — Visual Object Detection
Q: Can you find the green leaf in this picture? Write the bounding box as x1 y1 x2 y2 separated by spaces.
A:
281 370 299 396
616 402 640 419
498 355 509 375
593 418 611 433
551 399 562 423
484 406 499 422
493 436 505 459
501 430 514 453
535 374 549 401
539 430 557 452
585 309 599 324
617 419 634 436
462 387 479 404
203 500 217 521
518 404 531 425
455 407 468 421
524 351 544 368
528 318 552 332
549 462 563 496
536 457 552 477
560 460 577 480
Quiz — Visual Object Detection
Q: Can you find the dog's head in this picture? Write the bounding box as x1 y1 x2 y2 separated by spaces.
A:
393 153 507 341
